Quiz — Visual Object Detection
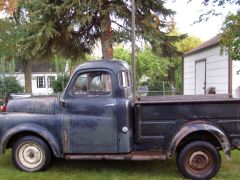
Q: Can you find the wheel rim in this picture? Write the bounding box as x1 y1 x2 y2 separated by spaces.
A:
18 142 44 169
186 150 213 175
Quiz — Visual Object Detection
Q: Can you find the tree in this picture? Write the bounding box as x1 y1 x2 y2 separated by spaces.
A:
176 35 202 53
114 45 169 85
190 0 240 22
221 11 240 60
1 0 183 93
5 0 182 60
1 0 92 93
195 0 240 60
113 31 201 94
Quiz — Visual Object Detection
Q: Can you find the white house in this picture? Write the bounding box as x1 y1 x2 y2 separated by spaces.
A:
183 34 240 98
14 63 57 96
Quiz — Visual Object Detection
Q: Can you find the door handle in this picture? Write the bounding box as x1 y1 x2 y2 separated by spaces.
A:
105 104 115 107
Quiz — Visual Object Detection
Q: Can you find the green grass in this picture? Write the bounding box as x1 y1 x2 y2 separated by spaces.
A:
0 150 240 180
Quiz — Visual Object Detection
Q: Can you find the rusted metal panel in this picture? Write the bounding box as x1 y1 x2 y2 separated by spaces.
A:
0 113 63 158
115 98 133 153
7 97 55 114
166 123 231 160
137 94 240 104
62 69 118 153
64 151 166 161
135 100 240 158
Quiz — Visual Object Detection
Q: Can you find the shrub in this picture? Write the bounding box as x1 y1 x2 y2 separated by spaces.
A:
52 74 70 93
0 76 23 98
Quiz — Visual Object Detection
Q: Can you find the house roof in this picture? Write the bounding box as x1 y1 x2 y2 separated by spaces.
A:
15 63 56 73
184 34 221 56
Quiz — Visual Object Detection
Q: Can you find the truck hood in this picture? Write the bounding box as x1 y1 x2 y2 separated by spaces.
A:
7 97 56 114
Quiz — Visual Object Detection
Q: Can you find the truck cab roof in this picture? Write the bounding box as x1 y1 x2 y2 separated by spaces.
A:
74 59 130 73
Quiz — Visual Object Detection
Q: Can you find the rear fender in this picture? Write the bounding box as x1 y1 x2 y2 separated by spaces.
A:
167 123 231 160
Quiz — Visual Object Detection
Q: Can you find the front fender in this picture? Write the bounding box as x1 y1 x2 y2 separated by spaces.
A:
167 123 231 160
0 123 62 158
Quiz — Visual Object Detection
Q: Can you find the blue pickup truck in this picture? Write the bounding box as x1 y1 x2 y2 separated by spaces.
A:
1 60 240 179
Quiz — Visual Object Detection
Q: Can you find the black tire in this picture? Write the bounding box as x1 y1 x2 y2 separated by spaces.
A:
12 136 51 172
177 141 221 180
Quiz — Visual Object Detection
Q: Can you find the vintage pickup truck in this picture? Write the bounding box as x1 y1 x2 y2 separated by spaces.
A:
1 60 240 179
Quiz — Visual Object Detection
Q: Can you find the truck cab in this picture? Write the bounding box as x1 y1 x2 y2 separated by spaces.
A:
58 60 133 154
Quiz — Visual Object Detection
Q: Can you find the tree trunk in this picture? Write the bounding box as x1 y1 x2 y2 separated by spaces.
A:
167 65 175 83
23 59 32 94
100 11 113 60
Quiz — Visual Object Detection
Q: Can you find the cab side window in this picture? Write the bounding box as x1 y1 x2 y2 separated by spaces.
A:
119 71 130 88
72 71 112 95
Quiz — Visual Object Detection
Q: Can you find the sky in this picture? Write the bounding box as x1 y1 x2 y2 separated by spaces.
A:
165 0 239 41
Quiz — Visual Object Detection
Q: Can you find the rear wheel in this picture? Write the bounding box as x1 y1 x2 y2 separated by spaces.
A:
12 136 51 172
177 141 221 180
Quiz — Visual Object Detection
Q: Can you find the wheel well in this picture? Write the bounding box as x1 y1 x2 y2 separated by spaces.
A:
176 131 222 154
6 131 55 156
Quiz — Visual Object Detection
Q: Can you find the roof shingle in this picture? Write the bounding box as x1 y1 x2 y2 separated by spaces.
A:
184 34 221 56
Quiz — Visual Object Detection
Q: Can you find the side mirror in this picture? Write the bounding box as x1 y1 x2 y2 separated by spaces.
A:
57 92 65 107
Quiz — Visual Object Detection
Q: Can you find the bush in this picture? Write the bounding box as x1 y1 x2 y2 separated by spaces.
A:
52 74 70 93
0 76 23 98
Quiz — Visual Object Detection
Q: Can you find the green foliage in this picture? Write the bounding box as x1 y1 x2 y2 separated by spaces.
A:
9 0 182 59
113 46 131 63
0 76 23 96
114 31 201 95
176 36 202 53
174 57 183 93
0 58 16 74
221 11 240 60
52 55 69 75
201 0 240 6
190 0 240 22
52 74 70 93
114 45 169 86
0 19 18 60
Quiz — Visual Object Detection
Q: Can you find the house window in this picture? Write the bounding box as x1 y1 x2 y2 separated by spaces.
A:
37 76 45 88
47 76 55 88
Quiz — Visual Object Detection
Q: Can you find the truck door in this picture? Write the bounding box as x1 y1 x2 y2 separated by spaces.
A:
63 69 117 153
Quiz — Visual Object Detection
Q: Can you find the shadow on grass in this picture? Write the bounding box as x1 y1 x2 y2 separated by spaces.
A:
2 150 240 179
50 157 180 177
0 150 182 179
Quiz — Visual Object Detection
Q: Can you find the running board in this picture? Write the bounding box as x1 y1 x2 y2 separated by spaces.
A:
64 151 167 161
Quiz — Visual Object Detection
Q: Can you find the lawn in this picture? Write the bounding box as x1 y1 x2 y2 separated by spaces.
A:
0 150 240 180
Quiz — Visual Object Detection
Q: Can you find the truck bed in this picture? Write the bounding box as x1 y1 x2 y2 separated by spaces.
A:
134 94 240 151
137 94 240 103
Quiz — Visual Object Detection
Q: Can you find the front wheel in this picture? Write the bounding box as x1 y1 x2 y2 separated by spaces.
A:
12 136 51 172
177 141 221 180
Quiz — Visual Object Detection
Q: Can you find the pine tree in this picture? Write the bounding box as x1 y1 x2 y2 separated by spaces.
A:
12 0 181 59
1 0 184 92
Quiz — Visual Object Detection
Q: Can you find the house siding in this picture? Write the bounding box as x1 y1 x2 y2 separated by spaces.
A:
232 61 240 97
31 73 57 96
184 46 229 95
14 73 57 96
